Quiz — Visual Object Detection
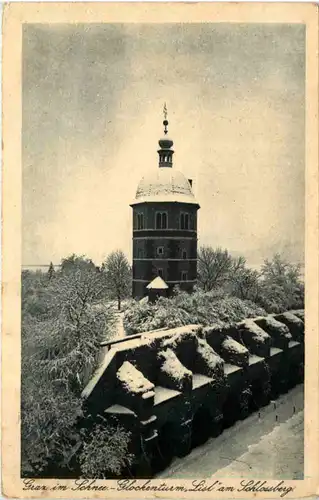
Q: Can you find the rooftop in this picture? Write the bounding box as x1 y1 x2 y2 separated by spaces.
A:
131 167 199 206
146 276 169 290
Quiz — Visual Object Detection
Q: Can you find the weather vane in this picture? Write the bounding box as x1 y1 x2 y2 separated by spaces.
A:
163 102 168 135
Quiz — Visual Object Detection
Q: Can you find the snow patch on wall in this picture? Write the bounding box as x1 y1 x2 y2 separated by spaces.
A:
117 361 154 395
158 349 192 382
162 329 197 350
240 320 271 344
220 336 249 367
196 338 224 377
223 336 248 354
257 316 292 339
289 310 304 321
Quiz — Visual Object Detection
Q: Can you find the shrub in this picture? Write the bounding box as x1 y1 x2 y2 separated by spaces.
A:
21 360 82 476
123 289 266 334
79 421 134 478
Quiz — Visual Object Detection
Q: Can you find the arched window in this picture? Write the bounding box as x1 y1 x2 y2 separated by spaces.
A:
180 212 189 230
182 249 187 260
181 271 188 281
162 212 167 228
156 212 168 229
156 212 161 228
137 247 144 258
137 213 144 230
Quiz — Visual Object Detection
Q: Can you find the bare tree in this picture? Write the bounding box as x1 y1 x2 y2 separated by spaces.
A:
230 255 246 275
102 250 132 310
230 266 261 301
197 246 234 291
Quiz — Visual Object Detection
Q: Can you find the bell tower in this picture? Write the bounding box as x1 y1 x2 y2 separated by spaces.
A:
130 106 200 299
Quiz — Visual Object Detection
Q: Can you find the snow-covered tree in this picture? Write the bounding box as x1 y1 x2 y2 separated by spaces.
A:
79 420 134 478
102 250 131 310
259 254 304 312
21 256 116 476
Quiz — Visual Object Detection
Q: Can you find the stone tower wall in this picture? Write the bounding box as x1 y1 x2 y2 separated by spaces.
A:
132 202 198 298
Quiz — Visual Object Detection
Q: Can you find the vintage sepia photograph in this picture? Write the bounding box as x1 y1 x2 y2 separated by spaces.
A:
1 3 319 498
21 21 306 481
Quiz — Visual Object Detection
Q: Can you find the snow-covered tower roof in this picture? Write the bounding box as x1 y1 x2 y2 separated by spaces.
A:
146 276 169 290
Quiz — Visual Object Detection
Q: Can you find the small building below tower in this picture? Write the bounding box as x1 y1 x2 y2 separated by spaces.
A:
130 106 200 299
146 276 169 303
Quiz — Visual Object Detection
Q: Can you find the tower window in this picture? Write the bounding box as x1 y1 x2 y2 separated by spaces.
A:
137 248 144 258
157 246 164 257
182 249 187 260
181 271 188 281
158 268 164 279
180 212 189 230
156 211 168 229
137 213 144 230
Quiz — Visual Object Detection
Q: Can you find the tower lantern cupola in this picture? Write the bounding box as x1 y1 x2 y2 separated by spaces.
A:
158 103 174 168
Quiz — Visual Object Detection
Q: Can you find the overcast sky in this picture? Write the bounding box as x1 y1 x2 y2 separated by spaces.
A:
22 23 305 267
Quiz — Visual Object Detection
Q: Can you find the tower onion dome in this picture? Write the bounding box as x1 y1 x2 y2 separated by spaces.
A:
158 136 174 149
131 104 200 207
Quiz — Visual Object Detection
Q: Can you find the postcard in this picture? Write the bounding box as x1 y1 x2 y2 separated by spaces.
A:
2 2 318 498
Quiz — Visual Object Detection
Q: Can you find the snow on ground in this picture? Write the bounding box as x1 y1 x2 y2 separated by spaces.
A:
113 311 126 339
157 385 304 479
213 411 303 479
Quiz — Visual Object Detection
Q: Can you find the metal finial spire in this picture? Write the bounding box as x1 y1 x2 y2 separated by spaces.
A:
163 102 168 135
